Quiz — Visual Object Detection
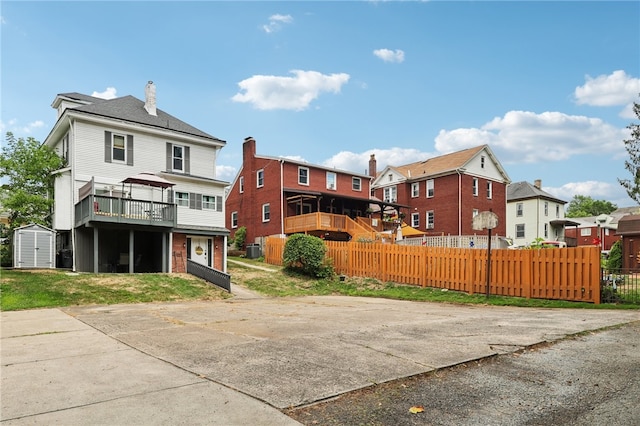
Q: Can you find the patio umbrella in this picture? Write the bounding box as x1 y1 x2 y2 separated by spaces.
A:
396 224 403 241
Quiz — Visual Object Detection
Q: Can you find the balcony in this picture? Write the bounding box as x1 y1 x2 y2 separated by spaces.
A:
75 194 176 228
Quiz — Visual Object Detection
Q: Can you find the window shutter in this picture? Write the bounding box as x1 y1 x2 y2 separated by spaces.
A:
216 196 222 212
189 192 195 209
126 135 134 166
166 143 172 171
104 131 112 163
195 193 202 210
184 146 190 174
167 189 174 203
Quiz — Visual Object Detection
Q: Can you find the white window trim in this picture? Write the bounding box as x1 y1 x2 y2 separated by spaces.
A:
426 179 434 198
239 176 244 193
257 169 264 188
411 212 420 228
486 181 492 199
326 171 336 190
231 211 238 228
112 133 126 163
516 223 525 238
352 177 362 192
262 203 270 222
176 191 189 207
426 210 434 229
298 167 309 186
411 182 419 198
472 178 478 197
172 144 185 172
516 203 523 217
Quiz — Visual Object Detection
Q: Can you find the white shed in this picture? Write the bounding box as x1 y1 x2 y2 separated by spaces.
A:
13 224 56 269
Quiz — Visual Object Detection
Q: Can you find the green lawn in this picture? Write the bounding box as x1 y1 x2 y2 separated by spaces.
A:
228 257 639 310
0 269 230 311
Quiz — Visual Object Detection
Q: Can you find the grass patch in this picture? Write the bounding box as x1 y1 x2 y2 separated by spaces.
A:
228 257 639 309
0 269 230 311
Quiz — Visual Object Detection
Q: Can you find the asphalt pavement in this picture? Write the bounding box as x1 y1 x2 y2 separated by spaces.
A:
2 291 638 425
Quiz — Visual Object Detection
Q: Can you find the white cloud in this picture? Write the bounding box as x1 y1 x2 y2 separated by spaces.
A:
0 119 45 136
231 70 350 111
574 70 640 118
262 14 293 33
373 48 405 63
435 110 627 164
544 181 630 207
322 147 434 175
92 87 117 99
215 164 237 181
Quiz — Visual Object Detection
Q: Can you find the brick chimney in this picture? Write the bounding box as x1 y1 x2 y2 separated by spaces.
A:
369 154 377 177
243 136 256 163
534 179 541 189
144 81 157 116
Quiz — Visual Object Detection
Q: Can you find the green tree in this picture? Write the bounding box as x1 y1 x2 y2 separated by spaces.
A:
619 98 640 204
283 233 334 279
0 132 64 228
606 239 622 270
232 226 247 249
565 195 617 218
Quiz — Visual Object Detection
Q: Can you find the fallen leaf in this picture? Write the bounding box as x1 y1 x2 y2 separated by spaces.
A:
409 405 424 414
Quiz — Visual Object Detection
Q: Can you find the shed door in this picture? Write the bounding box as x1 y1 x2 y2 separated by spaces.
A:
18 230 53 268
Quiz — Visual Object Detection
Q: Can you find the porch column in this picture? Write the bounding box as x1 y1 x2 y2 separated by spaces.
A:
168 232 173 273
162 232 168 273
129 230 134 273
93 227 99 273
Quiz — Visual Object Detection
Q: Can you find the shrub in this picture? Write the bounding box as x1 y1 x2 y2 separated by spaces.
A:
233 226 247 250
283 234 334 279
607 240 622 270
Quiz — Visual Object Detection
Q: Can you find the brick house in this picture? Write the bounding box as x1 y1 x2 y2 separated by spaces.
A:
226 137 382 246
43 82 229 273
563 214 622 251
371 145 511 237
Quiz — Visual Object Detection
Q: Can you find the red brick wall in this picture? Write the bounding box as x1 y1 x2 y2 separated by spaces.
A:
171 233 188 273
171 233 226 272
375 173 507 236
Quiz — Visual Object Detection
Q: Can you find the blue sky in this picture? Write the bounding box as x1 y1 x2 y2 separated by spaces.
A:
2 1 639 208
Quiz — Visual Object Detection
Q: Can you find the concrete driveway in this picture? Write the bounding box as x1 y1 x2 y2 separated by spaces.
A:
2 293 638 424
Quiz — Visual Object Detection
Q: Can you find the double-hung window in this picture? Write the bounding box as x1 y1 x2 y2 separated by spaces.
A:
262 203 270 222
427 211 434 229
411 212 420 228
172 145 184 171
175 192 189 207
472 178 478 196
516 203 523 217
299 167 309 185
383 186 397 203
516 224 525 238
203 195 220 210
426 179 434 198
411 182 419 198
326 172 336 190
113 134 126 162
231 211 238 228
352 177 361 191
486 181 492 199
105 131 133 165
257 169 264 188
239 176 244 193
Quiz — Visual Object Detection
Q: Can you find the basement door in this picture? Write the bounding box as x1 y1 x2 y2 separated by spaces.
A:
188 237 212 268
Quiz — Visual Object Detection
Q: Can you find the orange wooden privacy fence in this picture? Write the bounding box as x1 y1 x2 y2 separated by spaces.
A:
263 236 601 304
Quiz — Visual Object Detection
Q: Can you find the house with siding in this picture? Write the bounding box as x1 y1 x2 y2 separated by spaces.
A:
370 145 511 237
44 81 229 273
506 180 577 246
226 137 383 246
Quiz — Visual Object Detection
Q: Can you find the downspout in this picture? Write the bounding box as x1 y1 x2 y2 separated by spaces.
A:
280 159 284 236
457 169 462 236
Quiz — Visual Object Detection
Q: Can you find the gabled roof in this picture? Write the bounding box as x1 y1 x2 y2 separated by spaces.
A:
507 181 566 204
394 145 487 179
67 95 224 142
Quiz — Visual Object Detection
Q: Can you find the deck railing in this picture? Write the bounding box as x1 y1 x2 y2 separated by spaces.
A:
75 194 176 228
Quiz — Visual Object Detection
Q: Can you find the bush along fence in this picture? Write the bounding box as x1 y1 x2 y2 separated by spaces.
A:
264 236 602 304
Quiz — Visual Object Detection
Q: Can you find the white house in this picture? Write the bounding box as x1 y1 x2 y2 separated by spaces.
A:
506 179 577 246
44 81 229 274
